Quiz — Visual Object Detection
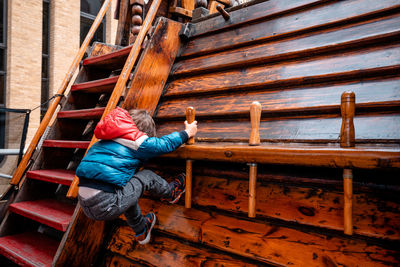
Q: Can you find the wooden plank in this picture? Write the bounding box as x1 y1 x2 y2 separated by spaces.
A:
58 107 105 120
166 44 400 97
122 18 182 113
109 226 261 266
191 175 400 241
70 76 119 94
188 0 327 37
83 45 132 69
42 140 90 149
9 199 75 232
0 232 59 267
183 0 400 57
159 141 400 169
157 114 400 143
138 199 400 266
158 77 400 119
26 169 75 186
173 15 400 76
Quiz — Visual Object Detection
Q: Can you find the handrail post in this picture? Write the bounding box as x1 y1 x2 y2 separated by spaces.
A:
10 0 112 186
340 91 355 235
185 107 195 208
66 0 163 198
248 101 261 218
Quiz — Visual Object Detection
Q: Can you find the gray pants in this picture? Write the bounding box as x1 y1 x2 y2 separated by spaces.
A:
78 169 171 234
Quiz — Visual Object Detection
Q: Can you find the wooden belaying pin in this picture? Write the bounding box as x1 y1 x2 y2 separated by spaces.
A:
340 91 355 235
185 107 195 208
216 5 230 21
248 101 261 218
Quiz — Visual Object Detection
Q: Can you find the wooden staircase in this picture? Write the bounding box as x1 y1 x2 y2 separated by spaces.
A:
0 0 182 263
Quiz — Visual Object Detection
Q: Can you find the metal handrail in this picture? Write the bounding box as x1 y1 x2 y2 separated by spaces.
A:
10 0 112 186
66 0 163 198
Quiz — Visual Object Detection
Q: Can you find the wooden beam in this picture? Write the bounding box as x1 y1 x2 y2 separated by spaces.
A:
163 143 400 169
185 106 195 209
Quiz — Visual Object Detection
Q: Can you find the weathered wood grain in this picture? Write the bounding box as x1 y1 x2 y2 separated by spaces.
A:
138 199 400 266
109 226 262 266
183 0 400 57
166 44 400 97
122 18 182 114
157 77 400 119
173 14 400 76
191 175 400 241
160 141 400 169
105 254 147 267
157 114 400 142
188 0 328 38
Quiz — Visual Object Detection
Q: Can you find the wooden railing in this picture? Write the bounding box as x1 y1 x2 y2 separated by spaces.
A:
10 0 112 186
174 92 400 234
66 0 163 198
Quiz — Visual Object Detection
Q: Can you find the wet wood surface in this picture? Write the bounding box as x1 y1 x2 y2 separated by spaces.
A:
135 198 400 266
157 114 400 143
167 44 400 97
158 77 400 119
190 175 400 241
122 18 182 113
173 14 400 76
183 0 400 57
109 226 261 266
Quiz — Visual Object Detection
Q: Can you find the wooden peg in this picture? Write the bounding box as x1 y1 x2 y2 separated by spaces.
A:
340 91 355 148
340 91 355 235
185 106 195 208
186 106 195 145
249 101 261 146
216 5 230 20
248 163 257 218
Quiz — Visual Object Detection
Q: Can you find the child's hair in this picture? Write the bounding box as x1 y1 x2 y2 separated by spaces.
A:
128 109 157 137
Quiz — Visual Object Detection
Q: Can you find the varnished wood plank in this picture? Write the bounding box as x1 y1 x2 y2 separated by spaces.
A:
166 44 400 97
188 0 327 38
105 254 146 267
122 18 183 113
138 199 400 266
109 226 260 266
157 114 400 143
160 141 400 169
70 76 119 94
158 78 400 119
42 140 90 149
191 175 400 240
173 15 400 76
183 0 400 57
58 107 105 120
83 45 132 69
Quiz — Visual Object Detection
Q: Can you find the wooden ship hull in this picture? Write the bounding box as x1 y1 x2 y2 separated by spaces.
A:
0 0 399 266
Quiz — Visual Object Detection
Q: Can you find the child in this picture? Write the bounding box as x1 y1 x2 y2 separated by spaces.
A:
76 107 197 245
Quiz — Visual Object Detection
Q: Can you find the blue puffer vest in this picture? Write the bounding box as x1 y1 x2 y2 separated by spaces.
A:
76 108 187 188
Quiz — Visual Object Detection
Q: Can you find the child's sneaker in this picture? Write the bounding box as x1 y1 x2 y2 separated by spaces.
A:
163 173 186 204
135 212 156 245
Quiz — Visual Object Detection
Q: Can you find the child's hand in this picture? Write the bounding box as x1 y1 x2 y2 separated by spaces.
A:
184 120 198 138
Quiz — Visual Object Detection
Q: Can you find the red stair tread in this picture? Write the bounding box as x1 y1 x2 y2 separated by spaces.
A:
58 107 105 119
9 199 75 232
83 45 132 69
71 76 119 93
27 169 75 186
42 140 90 149
0 232 59 267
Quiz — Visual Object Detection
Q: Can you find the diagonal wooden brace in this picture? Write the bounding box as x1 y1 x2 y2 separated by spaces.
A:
185 107 195 208
340 91 355 235
248 101 261 218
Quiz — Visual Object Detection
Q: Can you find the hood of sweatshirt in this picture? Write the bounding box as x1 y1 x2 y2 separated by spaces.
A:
94 107 146 142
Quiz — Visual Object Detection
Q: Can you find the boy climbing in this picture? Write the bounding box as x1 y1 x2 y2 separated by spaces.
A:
76 107 197 244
